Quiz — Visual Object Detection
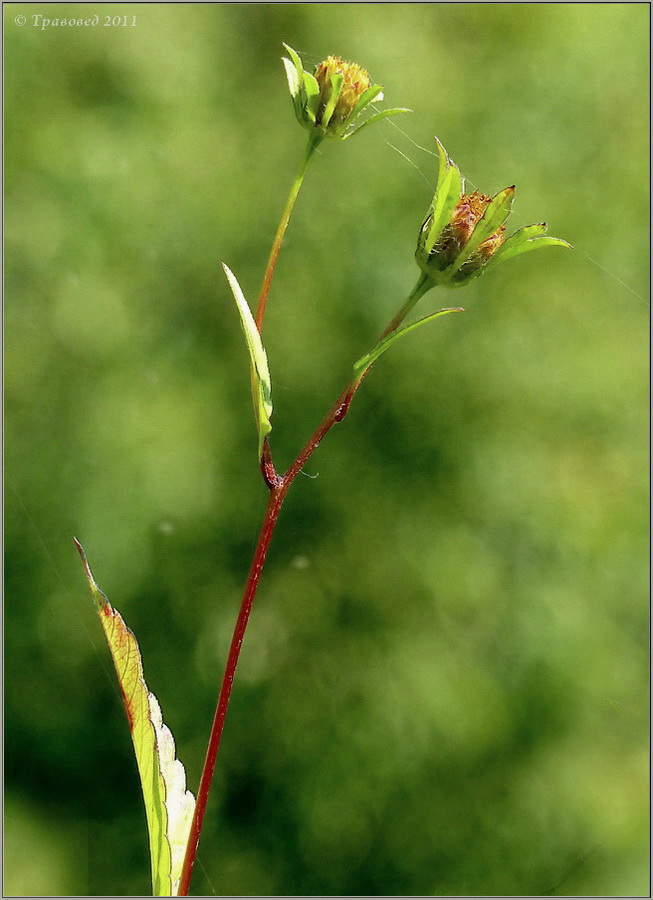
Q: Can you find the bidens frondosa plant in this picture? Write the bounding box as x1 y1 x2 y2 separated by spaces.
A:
77 42 571 897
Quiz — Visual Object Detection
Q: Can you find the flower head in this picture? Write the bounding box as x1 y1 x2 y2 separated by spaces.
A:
415 138 571 288
314 56 371 127
282 43 410 142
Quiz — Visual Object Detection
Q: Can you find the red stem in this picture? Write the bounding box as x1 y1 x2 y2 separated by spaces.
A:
178 271 440 892
178 484 286 896
178 375 366 895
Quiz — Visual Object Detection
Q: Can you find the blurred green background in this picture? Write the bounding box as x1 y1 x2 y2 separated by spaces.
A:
5 3 649 896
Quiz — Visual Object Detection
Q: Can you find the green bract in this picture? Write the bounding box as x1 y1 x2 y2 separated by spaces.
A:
282 43 410 142
415 138 572 289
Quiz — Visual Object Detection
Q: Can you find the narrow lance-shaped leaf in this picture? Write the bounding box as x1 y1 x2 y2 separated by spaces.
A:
282 57 305 125
282 56 300 98
320 72 344 129
74 539 195 897
302 70 321 124
352 307 464 380
348 83 385 122
282 43 304 86
485 224 572 269
346 106 413 139
223 264 273 458
425 140 463 251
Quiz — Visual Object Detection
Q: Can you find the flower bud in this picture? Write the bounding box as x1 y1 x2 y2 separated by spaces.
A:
282 43 410 142
314 56 371 128
416 139 571 289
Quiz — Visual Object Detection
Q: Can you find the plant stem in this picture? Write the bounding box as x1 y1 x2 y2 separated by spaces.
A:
178 485 287 896
179 280 436 893
177 386 348 894
378 271 433 340
255 134 321 333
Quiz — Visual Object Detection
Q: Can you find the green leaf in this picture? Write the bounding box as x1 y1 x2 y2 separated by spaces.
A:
347 83 384 122
282 56 300 99
345 106 412 138
450 185 515 274
434 137 449 190
352 307 464 380
282 43 304 85
282 57 305 125
486 225 572 268
320 72 344 128
74 539 195 897
223 264 273 458
281 44 316 125
302 71 321 125
425 141 463 251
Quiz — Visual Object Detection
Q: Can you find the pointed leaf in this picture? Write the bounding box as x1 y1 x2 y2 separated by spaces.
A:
347 83 385 122
352 307 463 380
74 539 195 897
223 264 273 458
282 58 305 125
345 107 412 138
302 71 321 125
434 137 449 193
425 148 463 251
282 56 300 98
282 43 304 84
482 223 547 268
282 44 316 125
320 72 344 128
487 233 572 269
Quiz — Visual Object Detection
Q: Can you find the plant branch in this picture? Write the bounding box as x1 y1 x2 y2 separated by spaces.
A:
179 280 439 894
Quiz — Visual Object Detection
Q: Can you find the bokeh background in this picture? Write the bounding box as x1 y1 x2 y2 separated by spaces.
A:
5 3 649 896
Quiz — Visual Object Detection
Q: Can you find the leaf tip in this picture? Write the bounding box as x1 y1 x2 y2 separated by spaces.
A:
74 537 109 609
73 536 92 581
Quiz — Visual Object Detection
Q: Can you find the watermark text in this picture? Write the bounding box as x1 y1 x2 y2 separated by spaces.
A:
15 13 139 29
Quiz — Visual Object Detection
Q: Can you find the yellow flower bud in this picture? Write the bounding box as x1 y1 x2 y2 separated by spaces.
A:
282 43 410 142
314 56 371 128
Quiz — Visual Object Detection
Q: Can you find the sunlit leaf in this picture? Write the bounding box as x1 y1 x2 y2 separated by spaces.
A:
302 71 321 125
352 307 464 380
347 83 385 122
486 225 572 268
425 139 463 251
282 43 304 85
223 264 273 458
74 539 195 897
346 106 412 138
282 57 300 99
320 72 343 128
